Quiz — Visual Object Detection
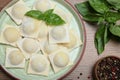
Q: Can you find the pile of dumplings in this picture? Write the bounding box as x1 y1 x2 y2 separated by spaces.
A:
0 0 82 76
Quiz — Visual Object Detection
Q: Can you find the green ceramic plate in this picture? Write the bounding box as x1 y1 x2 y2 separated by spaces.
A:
0 0 86 80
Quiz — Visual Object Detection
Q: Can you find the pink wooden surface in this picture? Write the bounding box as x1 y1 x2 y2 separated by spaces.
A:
1 0 120 80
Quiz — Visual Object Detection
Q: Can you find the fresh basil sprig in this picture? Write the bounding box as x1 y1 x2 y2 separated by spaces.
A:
109 24 120 37
89 0 109 14
75 0 120 54
75 1 104 22
25 10 43 20
25 9 65 26
107 0 120 10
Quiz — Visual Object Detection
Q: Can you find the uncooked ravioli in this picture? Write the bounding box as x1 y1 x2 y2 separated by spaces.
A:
8 50 24 65
31 57 47 72
21 17 39 35
27 54 50 76
62 31 77 48
51 27 66 40
38 22 48 38
12 3 28 19
3 27 20 43
53 51 69 67
22 38 39 53
35 0 52 12
44 42 59 54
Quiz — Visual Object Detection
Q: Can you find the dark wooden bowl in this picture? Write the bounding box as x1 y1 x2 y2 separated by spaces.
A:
93 56 120 80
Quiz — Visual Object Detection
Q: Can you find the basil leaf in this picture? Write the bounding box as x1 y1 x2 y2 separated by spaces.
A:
75 1 103 22
44 9 54 15
109 24 120 37
25 10 43 20
105 11 120 23
104 24 111 44
45 13 65 26
83 14 103 22
43 9 54 20
95 24 109 54
107 0 120 10
75 1 98 16
25 9 65 26
89 0 109 14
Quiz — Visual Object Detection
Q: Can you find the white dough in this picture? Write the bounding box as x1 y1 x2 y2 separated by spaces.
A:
48 48 72 73
22 38 39 53
17 38 40 59
5 48 25 68
31 56 47 72
51 26 66 40
28 54 50 76
8 50 24 65
3 27 20 43
12 3 28 19
62 31 77 48
35 0 56 12
21 17 41 38
49 25 70 43
38 22 48 39
22 18 36 34
44 42 59 54
53 51 69 67
6 0 30 25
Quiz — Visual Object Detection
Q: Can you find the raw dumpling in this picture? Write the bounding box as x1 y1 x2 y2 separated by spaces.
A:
51 26 66 40
12 3 29 19
49 48 72 73
43 42 59 55
34 0 56 12
22 38 39 53
8 50 24 65
17 38 40 59
62 30 82 50
31 57 47 72
53 51 69 67
3 27 20 43
6 0 30 25
28 54 50 76
54 6 72 24
37 21 48 40
5 48 25 68
21 17 41 38
49 26 70 43
0 25 21 47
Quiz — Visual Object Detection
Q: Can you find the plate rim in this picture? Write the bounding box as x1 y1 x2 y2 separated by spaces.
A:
0 0 87 80
58 0 86 79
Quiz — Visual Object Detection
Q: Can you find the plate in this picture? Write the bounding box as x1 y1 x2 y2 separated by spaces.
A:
0 0 86 80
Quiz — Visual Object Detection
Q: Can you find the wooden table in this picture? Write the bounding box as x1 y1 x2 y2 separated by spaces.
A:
1 0 120 80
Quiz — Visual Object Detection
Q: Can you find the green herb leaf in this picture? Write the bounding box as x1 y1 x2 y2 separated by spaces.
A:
43 9 54 20
44 9 54 16
75 1 103 22
45 13 65 26
105 11 120 23
83 14 103 22
107 0 120 10
109 24 120 37
89 0 109 14
25 10 43 20
25 9 65 26
75 1 98 16
104 24 111 44
95 24 110 54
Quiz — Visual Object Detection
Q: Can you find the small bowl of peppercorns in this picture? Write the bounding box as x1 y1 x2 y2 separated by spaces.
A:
93 56 120 80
